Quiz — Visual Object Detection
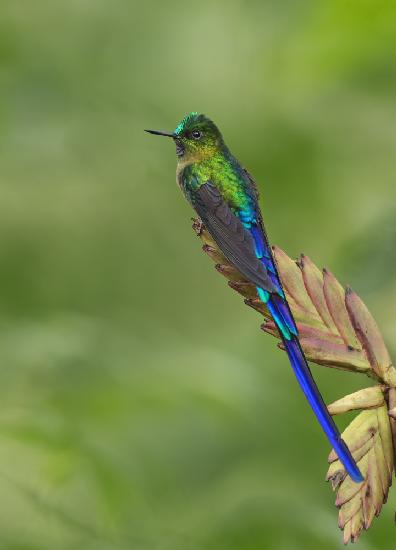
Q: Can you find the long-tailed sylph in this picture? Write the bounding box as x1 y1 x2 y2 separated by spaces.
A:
146 112 364 483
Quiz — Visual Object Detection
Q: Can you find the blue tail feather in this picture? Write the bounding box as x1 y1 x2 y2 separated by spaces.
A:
282 337 363 483
267 294 297 339
249 223 363 483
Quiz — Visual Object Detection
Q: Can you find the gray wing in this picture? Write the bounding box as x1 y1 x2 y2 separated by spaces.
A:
192 181 276 294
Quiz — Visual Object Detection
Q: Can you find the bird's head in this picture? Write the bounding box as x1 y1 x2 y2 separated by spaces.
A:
146 112 225 163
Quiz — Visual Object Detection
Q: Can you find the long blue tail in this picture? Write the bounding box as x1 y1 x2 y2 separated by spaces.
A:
266 294 363 483
281 331 363 482
250 224 363 483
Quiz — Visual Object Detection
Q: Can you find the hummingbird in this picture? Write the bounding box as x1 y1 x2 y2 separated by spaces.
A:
146 112 363 483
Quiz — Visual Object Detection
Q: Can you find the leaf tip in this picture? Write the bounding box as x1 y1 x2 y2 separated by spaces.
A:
192 217 202 234
215 263 227 274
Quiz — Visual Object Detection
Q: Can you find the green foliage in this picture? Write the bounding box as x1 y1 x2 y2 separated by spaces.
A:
0 1 395 548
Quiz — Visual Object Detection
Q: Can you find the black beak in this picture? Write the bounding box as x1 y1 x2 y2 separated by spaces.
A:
145 129 175 138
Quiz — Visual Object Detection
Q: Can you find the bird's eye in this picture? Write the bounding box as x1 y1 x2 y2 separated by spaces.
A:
191 130 202 140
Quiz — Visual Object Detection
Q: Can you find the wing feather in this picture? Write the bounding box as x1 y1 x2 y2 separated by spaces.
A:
193 181 276 294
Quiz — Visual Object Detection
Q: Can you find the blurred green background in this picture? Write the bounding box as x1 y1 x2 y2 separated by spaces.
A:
0 1 395 548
